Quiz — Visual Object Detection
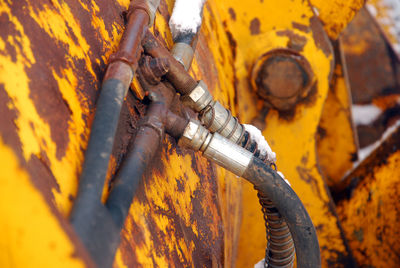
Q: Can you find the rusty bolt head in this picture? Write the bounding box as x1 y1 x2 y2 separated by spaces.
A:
139 56 169 85
251 49 315 111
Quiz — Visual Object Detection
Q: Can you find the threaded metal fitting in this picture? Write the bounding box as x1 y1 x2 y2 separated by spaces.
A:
171 42 194 70
180 80 213 111
179 120 253 176
200 101 245 144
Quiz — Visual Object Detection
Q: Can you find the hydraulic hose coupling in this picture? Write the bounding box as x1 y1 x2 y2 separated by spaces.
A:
179 119 253 176
181 80 245 144
171 42 194 70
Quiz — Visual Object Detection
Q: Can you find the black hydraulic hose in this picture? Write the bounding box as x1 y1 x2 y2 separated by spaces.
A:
70 78 130 233
243 157 321 268
106 102 164 229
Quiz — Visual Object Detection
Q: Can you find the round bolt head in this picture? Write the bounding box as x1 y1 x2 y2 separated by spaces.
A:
251 49 315 111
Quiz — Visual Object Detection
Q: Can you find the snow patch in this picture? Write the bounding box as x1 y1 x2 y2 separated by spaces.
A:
169 0 206 40
254 259 266 268
352 104 382 125
366 0 400 56
277 171 291 187
361 120 400 160
243 124 276 163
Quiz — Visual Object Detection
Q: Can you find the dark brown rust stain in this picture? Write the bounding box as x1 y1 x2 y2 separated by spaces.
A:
5 0 127 161
0 84 62 205
309 16 332 58
342 8 399 104
0 12 19 62
0 85 95 267
249 18 261 35
292 22 310 33
118 144 224 267
276 30 307 52
296 166 322 200
228 7 236 21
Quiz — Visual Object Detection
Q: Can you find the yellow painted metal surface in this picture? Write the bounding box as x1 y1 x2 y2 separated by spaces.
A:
6 0 396 267
317 39 359 188
211 0 354 266
0 0 241 267
336 129 400 267
309 0 365 40
0 138 92 267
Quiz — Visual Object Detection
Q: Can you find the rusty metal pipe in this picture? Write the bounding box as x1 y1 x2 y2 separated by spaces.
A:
69 0 161 265
106 61 188 229
106 101 167 229
142 31 198 95
142 32 273 161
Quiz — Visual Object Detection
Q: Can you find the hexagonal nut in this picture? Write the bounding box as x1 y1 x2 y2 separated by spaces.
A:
181 80 213 112
179 120 210 151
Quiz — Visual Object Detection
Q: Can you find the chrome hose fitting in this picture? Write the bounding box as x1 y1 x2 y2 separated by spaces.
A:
171 43 194 70
179 120 253 176
181 80 245 144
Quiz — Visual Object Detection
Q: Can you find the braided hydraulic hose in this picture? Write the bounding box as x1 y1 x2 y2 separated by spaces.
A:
240 132 295 267
180 120 321 268
258 194 295 268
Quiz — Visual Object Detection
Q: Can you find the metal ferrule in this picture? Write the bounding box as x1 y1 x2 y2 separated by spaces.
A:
200 101 245 144
180 120 253 176
171 42 194 70
181 80 245 144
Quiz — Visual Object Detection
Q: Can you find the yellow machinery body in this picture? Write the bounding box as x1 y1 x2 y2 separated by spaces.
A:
0 0 399 267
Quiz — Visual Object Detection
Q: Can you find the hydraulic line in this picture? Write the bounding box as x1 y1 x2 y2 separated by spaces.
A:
69 0 160 264
143 32 297 266
244 158 321 268
142 31 271 161
169 0 206 69
180 120 321 268
258 195 295 268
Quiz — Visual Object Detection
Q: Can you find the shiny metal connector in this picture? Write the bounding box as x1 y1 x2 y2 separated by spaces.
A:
181 80 245 144
180 120 253 176
181 80 213 111
171 42 194 70
200 101 244 144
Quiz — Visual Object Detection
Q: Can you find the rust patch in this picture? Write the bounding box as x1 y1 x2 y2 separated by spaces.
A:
118 144 224 267
296 166 322 200
249 18 260 35
309 16 332 57
292 22 310 33
0 84 62 204
228 8 236 21
276 30 307 52
225 30 237 60
0 85 95 267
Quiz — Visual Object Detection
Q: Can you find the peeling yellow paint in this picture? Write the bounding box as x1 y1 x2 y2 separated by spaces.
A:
0 138 86 268
337 143 400 267
310 0 365 40
28 1 95 78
